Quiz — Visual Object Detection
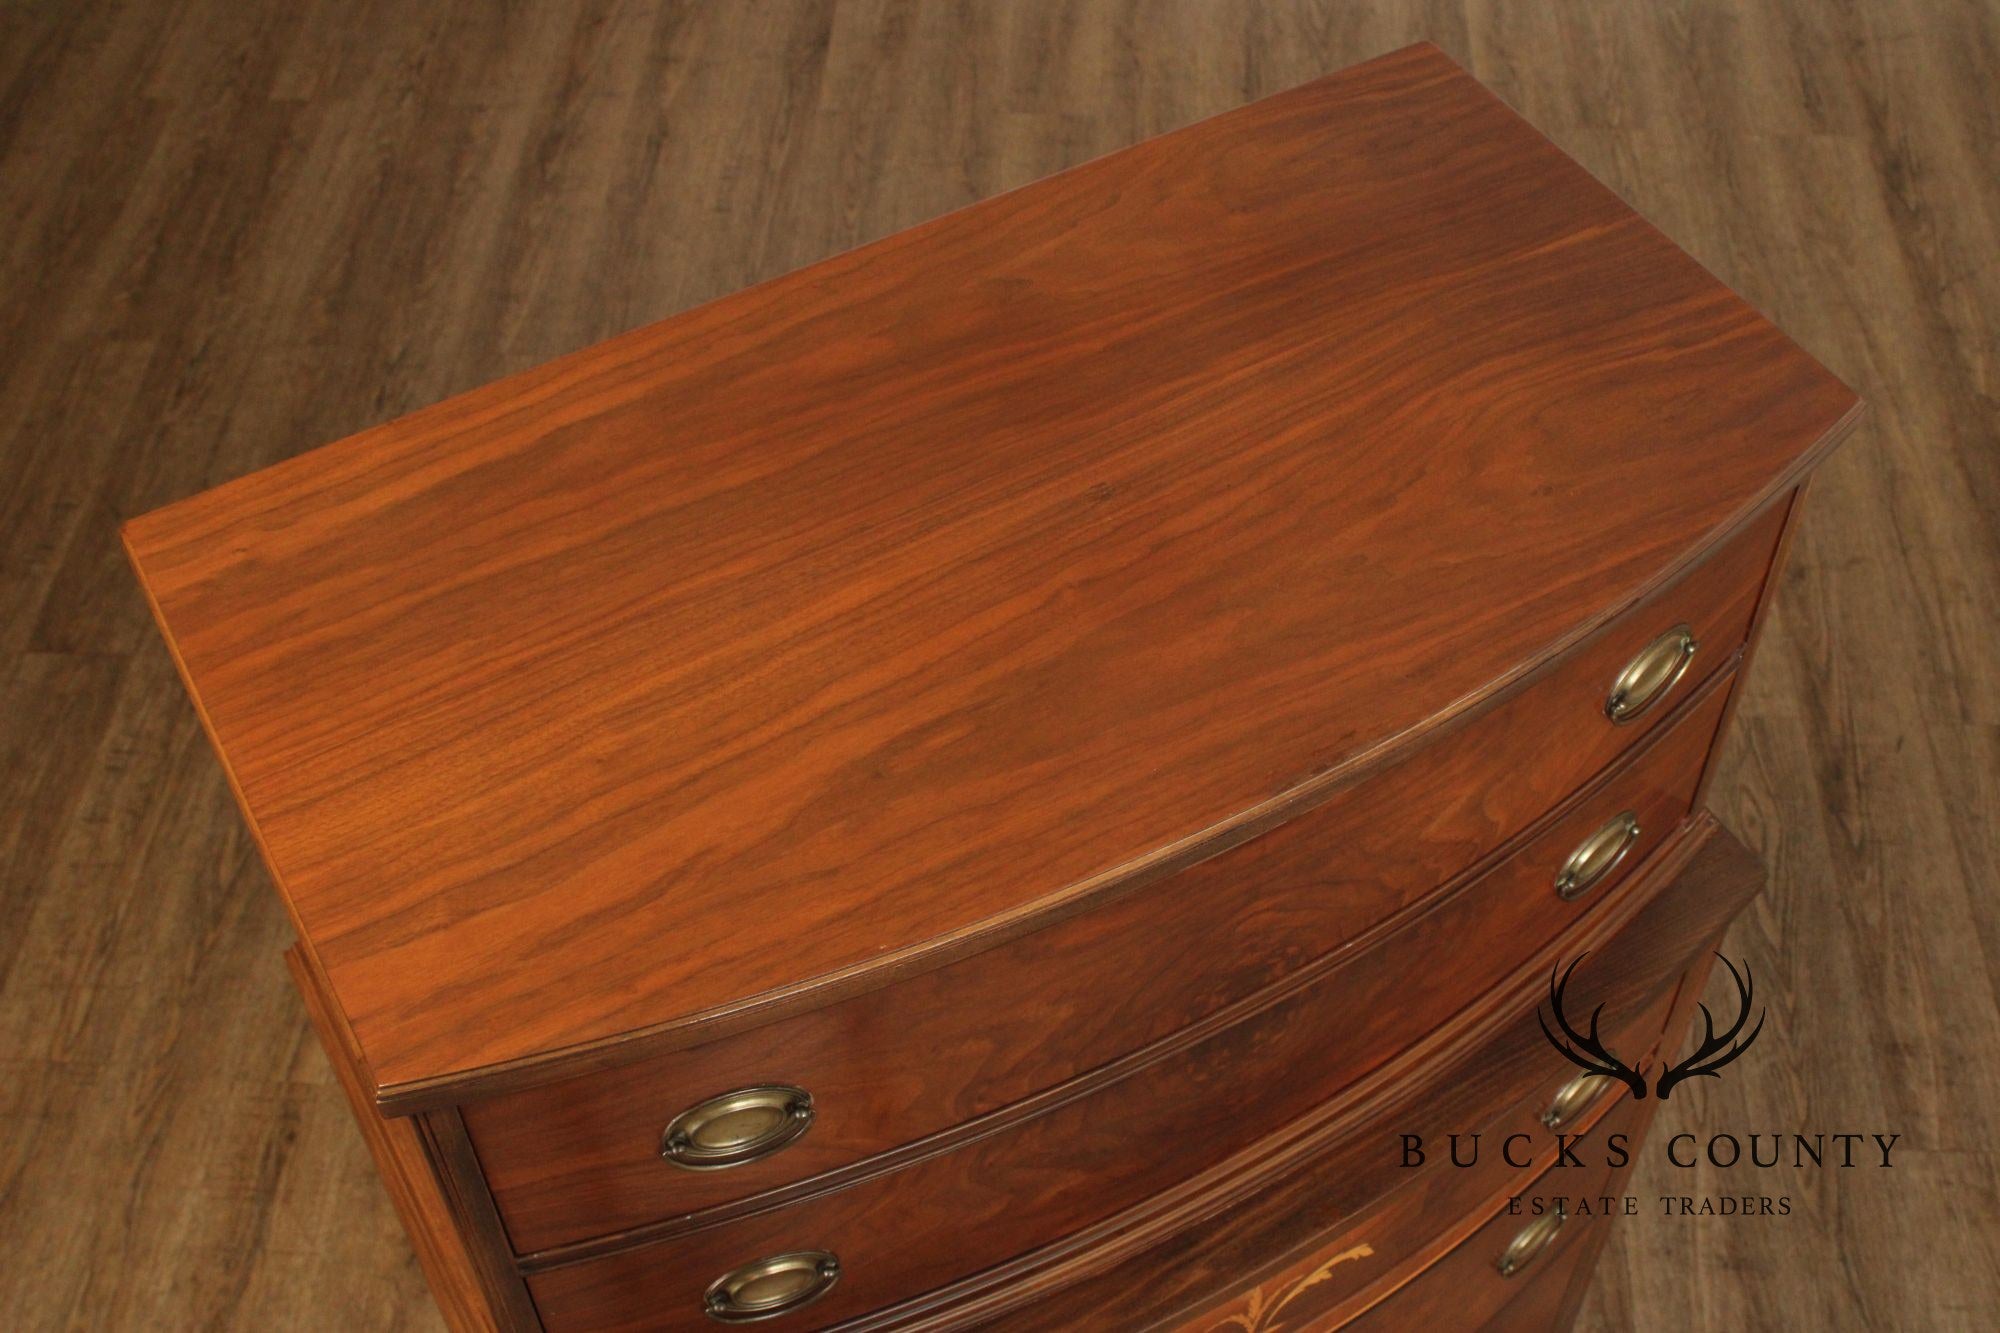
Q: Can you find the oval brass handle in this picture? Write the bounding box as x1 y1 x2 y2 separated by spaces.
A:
704 1251 840 1323
1540 1071 1614 1130
1554 811 1641 901
1495 1207 1566 1278
1604 624 1697 724
663 1085 814 1171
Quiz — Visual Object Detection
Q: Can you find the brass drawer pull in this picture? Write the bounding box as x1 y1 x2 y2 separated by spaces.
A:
1554 811 1641 900
704 1251 841 1323
1604 624 1697 723
1495 1207 1565 1278
664 1085 815 1171
1540 1071 1613 1130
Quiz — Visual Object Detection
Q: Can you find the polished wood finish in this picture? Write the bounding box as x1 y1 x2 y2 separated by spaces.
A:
121 38 1856 1333
284 950 535 1333
1489 1234 1617 1333
1200 1090 1655 1333
411 1113 547 1333
1538 930 1730 1331
1338 1091 1655 1332
518 658 1727 1264
1175 989 1673 1333
523 814 1736 1330
17 7 1977 1330
120 42 1855 1110
978 818 1762 1333
464 512 1770 1252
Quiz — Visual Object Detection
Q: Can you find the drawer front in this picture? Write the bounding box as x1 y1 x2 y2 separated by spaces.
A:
468 500 1785 1255
1177 980 1673 1333
971 824 1764 1333
1337 1091 1652 1332
520 692 1735 1331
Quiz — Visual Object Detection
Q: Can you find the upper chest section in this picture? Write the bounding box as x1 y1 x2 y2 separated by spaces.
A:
122 43 1858 1099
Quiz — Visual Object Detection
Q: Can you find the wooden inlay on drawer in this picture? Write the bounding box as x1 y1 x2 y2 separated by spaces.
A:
1337 1090 1652 1331
1177 978 1676 1333
466 526 1766 1253
978 825 1764 1333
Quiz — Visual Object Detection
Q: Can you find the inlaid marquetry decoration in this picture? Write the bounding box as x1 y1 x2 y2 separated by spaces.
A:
1208 1243 1376 1332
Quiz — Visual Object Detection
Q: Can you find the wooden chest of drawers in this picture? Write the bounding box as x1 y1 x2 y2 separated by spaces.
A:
124 43 1858 1333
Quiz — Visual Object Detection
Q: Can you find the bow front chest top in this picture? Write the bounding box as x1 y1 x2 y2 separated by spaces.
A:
126 42 1859 1333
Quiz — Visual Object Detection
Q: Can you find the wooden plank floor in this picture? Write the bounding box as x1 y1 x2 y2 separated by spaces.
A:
1 3 1992 1329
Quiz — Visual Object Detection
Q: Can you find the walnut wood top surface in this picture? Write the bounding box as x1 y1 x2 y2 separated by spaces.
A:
121 42 1856 1102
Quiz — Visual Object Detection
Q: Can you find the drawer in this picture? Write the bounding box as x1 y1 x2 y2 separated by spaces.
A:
1337 1090 1651 1332
519 692 1735 1331
466 499 1785 1256
977 823 1765 1333
1176 981 1674 1333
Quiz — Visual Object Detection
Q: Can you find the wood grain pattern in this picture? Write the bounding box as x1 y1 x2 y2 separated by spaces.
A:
514 671 1730 1265
119 41 1855 1104
1338 1091 1655 1333
521 815 1729 1329
285 951 536 1333
463 524 1763 1253
448 484 1781 1114
1179 991 1674 1333
1540 931 1728 1332
909 823 1726 1333
6 6 1993 1331
972 818 1757 1332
